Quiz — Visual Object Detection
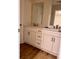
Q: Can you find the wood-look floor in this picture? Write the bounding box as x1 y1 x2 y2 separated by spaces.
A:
20 43 57 59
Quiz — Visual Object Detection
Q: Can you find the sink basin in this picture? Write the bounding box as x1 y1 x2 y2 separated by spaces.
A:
43 28 59 32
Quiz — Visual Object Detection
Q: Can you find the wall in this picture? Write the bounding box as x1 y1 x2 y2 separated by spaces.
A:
24 0 32 27
20 0 25 43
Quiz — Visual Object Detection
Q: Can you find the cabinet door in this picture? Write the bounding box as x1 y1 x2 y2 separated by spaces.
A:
41 34 54 52
25 30 31 44
30 31 36 46
25 30 36 46
52 37 60 55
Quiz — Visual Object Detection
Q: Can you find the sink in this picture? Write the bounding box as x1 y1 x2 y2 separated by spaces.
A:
43 28 59 32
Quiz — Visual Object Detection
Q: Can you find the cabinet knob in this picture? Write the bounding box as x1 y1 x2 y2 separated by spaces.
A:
38 36 41 38
28 32 30 35
37 42 40 45
51 38 55 42
20 24 22 26
54 38 55 42
51 38 54 41
38 30 41 32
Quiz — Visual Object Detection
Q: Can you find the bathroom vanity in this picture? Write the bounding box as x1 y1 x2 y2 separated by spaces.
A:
24 27 61 56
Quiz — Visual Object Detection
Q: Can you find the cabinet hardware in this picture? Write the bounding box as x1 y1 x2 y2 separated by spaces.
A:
28 32 30 35
51 38 54 41
38 30 41 32
38 36 41 38
54 38 55 42
20 24 22 26
37 42 40 45
51 38 55 42
18 29 20 32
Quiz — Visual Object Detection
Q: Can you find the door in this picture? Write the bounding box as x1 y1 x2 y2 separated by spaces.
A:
52 37 60 55
41 34 54 52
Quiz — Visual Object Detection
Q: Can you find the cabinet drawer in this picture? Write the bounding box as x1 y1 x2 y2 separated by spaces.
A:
37 32 42 35
36 34 42 39
37 33 42 36
35 42 41 48
37 35 42 38
36 39 41 43
37 30 42 32
53 32 61 38
36 42 41 46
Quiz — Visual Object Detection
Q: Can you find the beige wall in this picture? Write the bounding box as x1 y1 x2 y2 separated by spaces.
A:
21 0 32 27
20 0 25 43
24 0 32 27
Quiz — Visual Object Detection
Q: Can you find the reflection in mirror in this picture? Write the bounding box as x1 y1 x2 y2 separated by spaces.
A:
50 6 55 25
31 3 43 27
50 5 61 27
54 10 61 26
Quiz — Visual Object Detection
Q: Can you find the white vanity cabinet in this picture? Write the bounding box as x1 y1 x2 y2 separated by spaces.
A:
52 36 60 56
41 29 61 56
25 27 60 56
25 27 42 48
25 28 36 46
25 29 30 44
41 34 54 52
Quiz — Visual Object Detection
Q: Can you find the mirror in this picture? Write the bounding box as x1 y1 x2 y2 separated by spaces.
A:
54 10 61 26
50 6 55 26
50 5 61 27
31 3 43 27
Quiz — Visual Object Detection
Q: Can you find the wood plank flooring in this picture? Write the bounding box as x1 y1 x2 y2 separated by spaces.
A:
20 43 57 59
